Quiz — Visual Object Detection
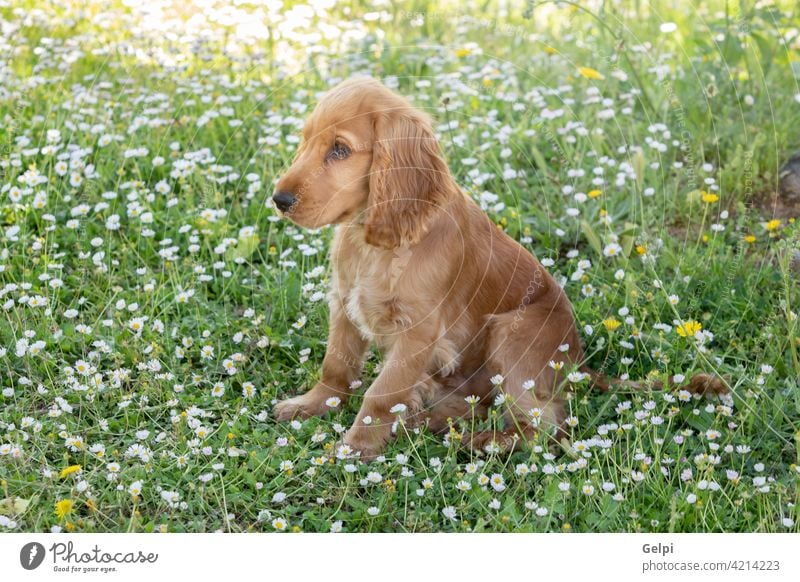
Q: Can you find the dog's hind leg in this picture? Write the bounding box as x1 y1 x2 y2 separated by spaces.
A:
462 304 582 453
408 371 493 433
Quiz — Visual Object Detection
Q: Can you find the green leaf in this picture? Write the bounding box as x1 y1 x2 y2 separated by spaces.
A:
750 32 774 67
720 34 744 66
529 141 549 178
580 220 603 257
632 149 645 189
228 233 260 261
620 222 638 257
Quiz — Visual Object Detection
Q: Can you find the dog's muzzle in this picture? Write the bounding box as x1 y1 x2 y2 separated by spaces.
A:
272 191 297 213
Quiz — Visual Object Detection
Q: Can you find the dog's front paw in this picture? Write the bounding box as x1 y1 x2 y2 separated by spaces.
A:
273 393 331 422
341 423 392 462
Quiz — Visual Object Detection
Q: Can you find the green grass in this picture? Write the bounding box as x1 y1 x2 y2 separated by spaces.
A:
0 0 798 533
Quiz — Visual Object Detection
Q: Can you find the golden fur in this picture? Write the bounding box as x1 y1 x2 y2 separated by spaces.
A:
272 77 725 459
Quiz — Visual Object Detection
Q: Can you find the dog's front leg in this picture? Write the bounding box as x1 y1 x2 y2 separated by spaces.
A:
342 329 436 460
274 301 368 421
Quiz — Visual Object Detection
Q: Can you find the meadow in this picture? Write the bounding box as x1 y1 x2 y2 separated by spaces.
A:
0 0 798 533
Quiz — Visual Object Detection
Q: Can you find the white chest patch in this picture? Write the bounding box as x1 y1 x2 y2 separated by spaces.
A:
344 288 377 341
343 289 460 376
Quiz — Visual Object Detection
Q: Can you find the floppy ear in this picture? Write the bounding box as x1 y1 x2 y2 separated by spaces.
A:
364 109 452 249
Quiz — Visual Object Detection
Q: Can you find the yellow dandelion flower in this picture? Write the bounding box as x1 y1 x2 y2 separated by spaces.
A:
588 189 602 199
55 499 74 519
544 46 557 55
676 320 702 337
455 48 472 58
743 234 756 243
59 464 82 479
636 245 647 255
578 67 604 80
701 191 719 203
603 318 621 332
765 219 781 231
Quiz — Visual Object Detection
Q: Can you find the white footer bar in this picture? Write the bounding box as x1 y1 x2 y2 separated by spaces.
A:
1 533 797 581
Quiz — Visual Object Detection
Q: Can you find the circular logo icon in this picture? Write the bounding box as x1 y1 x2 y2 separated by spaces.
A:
20 542 46 570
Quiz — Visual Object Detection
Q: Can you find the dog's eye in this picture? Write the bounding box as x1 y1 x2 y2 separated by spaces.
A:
327 141 351 161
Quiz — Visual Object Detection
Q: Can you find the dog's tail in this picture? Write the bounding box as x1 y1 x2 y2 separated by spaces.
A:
580 366 729 395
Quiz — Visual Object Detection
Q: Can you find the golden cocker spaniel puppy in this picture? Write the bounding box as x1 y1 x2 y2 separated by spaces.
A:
271 77 724 460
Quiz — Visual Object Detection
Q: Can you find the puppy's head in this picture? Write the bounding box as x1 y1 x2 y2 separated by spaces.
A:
273 77 452 248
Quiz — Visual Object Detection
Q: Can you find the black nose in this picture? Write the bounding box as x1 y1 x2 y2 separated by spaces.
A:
272 191 297 213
